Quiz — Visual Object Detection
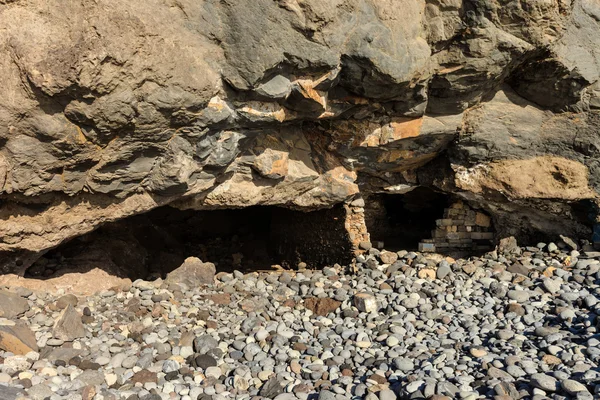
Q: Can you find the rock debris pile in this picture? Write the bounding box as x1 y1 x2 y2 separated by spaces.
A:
1 241 600 400
418 201 494 253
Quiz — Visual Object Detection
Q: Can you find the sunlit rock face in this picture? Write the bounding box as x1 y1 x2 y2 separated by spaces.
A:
0 0 599 273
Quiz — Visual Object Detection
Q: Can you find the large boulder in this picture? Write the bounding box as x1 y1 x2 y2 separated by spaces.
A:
165 257 216 288
0 320 38 355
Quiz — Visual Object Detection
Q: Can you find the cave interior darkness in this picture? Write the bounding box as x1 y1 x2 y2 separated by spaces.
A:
25 204 354 280
366 187 451 251
23 187 509 280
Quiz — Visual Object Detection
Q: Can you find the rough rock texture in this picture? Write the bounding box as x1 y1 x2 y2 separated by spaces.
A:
0 289 30 319
165 257 216 288
52 304 86 342
0 0 599 273
0 321 38 355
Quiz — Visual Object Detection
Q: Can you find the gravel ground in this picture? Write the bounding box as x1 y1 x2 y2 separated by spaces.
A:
1 241 599 400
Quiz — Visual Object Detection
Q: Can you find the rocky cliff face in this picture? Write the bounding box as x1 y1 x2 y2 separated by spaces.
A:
0 0 599 274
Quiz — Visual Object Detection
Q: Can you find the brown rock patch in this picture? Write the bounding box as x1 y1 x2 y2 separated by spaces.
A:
304 297 341 316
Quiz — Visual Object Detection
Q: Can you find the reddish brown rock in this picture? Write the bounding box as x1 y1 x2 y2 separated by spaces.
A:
131 370 158 384
204 293 231 305
369 374 387 384
542 354 562 365
506 303 525 316
304 297 341 316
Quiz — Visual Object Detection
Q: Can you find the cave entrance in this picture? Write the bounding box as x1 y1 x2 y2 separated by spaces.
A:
25 204 353 280
365 187 449 251
365 187 496 253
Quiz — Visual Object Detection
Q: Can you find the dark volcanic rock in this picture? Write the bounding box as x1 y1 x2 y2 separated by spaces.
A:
0 0 598 273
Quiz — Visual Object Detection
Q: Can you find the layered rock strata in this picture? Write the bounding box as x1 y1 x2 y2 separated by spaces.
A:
1 0 599 273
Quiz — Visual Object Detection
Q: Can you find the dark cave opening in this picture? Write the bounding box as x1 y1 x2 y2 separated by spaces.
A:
24 204 353 280
365 187 450 251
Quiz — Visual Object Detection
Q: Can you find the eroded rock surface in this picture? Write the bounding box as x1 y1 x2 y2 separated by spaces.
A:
0 0 599 273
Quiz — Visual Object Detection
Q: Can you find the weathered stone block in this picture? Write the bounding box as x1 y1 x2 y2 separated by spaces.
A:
354 293 378 313
418 243 436 252
475 213 491 227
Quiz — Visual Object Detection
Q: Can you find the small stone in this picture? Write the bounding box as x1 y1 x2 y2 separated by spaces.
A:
547 243 558 252
386 336 400 347
81 385 96 400
105 373 118 386
378 389 396 400
258 371 272 381
469 348 488 358
354 293 378 313
394 358 414 372
531 373 558 392
584 295 598 307
487 367 514 381
406 380 424 393
318 390 336 400
205 366 222 379
359 241 372 250
162 359 180 373
195 354 217 369
496 329 514 340
417 269 436 279
77 370 105 386
26 384 54 400
255 329 270 341
498 236 519 254
436 265 452 279
2 355 31 374
506 303 525 316
559 308 576 321
402 297 419 309
379 251 398 265
55 294 78 309
560 235 578 250
0 372 11 383
180 346 194 358
507 290 530 302
260 377 287 398
542 354 561 365
193 334 218 354
507 262 529 276
255 75 292 99
534 327 560 337
131 370 158 384
561 379 589 395
542 278 561 294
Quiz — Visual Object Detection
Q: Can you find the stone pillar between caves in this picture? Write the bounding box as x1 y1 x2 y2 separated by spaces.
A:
344 197 371 256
